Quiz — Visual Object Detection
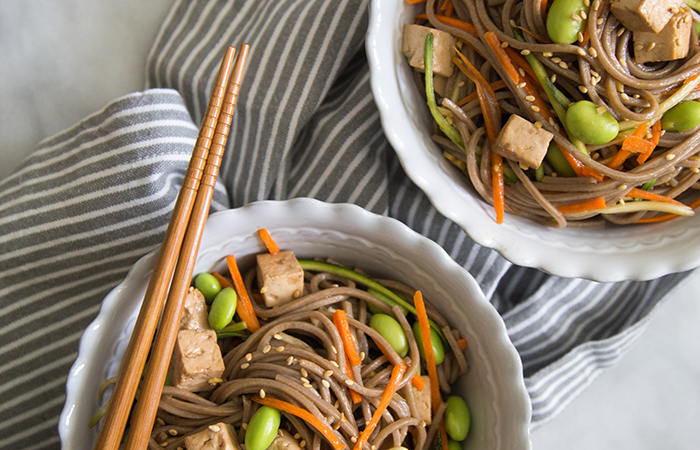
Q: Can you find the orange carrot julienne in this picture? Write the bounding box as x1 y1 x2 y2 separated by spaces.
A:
538 0 548 22
637 120 661 164
483 31 520 84
406 0 427 3
621 136 655 154
606 149 631 170
457 80 507 106
353 363 406 450
414 291 441 413
452 51 500 143
411 373 426 391
253 395 345 450
492 153 505 224
457 337 468 350
333 309 362 367
226 255 261 332
414 14 478 38
258 228 280 254
211 272 233 289
504 47 539 82
627 188 686 206
557 197 607 214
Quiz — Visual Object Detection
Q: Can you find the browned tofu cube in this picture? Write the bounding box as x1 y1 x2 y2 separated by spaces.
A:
414 375 432 425
492 115 553 169
171 329 224 392
610 0 684 33
256 250 304 308
184 422 240 450
180 287 210 331
402 24 457 78
633 9 692 63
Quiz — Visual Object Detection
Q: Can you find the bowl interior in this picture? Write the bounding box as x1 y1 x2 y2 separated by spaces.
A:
366 0 700 281
59 199 531 450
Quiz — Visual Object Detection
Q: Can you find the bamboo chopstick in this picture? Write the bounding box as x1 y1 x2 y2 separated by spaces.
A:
92 44 245 450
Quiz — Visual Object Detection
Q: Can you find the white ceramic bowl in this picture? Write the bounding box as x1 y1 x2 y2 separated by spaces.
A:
366 0 700 282
59 199 531 450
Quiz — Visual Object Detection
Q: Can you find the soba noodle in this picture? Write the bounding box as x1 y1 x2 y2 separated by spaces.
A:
411 0 700 227
147 257 469 450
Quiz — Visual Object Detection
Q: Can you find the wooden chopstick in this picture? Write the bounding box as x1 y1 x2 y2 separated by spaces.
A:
124 43 249 450
93 45 242 450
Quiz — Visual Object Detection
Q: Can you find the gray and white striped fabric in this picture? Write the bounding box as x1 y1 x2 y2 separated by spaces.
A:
0 0 692 448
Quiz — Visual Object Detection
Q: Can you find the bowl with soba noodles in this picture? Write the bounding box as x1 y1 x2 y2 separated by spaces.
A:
59 199 531 450
367 0 700 281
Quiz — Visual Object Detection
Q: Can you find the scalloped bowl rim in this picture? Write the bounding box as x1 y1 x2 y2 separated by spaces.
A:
366 0 700 282
59 198 531 450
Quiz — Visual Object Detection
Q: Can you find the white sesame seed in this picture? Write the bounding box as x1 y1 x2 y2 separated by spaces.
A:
300 368 308 377
578 31 584 42
666 154 676 161
263 345 271 353
286 356 295 365
525 95 536 102
344 379 355 386
300 441 307 449
209 425 221 432
501 41 509 48
551 74 557 83
330 361 340 368
579 86 589 93
331 345 337 354
521 49 531 55
519 162 529 170
559 61 569 69
597 17 604 25
322 379 331 388
294 433 301 439
519 68 526 77
551 57 562 64
647 42 656 51
260 389 266 398
260 286 267 294
580 10 588 19
617 184 627 191
589 47 598 58
531 105 541 112
351 437 358 443
324 369 334 377
300 377 310 384
242 423 248 430
571 13 582 21
168 429 178 436
543 52 553 57
303 382 313 388
692 167 700 174
245 353 253 361
276 346 285 352
577 48 586 56
273 334 282 340
160 442 169 447
241 363 250 369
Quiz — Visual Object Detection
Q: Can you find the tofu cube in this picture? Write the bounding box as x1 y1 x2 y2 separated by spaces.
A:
414 375 432 425
492 115 553 169
268 430 303 450
402 24 457 78
256 250 304 308
633 9 693 63
180 287 211 331
171 329 224 392
184 422 240 450
610 0 684 33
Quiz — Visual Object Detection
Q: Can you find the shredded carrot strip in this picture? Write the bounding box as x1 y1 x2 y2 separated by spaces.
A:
226 255 261 332
406 0 427 4
621 136 655 154
353 363 406 450
415 14 478 38
539 0 548 22
211 272 233 289
606 149 630 170
483 31 520 84
491 153 505 224
333 310 362 367
457 80 507 106
457 338 468 350
439 0 454 16
610 122 651 169
253 395 345 450
504 47 538 82
557 197 607 214
637 120 661 164
452 51 500 142
258 228 280 254
414 291 441 413
628 188 686 206
411 373 426 391
344 353 363 404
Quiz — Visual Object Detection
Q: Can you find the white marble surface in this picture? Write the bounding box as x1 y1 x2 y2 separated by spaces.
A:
1 1 699 448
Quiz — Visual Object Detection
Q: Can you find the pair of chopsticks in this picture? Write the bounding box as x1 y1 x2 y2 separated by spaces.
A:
94 44 249 450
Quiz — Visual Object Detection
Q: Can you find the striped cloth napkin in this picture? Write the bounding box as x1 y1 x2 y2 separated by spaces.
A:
0 0 691 448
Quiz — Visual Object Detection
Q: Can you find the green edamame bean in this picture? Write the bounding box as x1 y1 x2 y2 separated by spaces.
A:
370 313 409 357
661 101 700 132
208 287 237 331
245 406 280 450
565 100 618 145
412 321 445 365
546 0 589 44
448 439 462 450
444 395 471 442
194 273 222 304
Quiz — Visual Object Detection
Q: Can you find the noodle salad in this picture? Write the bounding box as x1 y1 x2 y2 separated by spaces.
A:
92 229 472 450
404 0 700 227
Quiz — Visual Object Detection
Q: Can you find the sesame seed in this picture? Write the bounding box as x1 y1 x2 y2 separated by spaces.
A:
286 356 295 365
591 70 600 78
531 105 541 112
578 31 584 42
300 368 308 377
521 49 531 55
620 93 630 101
617 184 627 191
551 57 562 64
208 377 223 384
209 425 221 432
618 199 626 206
322 379 331 388
245 353 253 361
534 121 543 129
543 52 553 57
589 47 598 58
344 379 355 386
241 363 250 369
157 418 166 426
597 17 604 26
551 74 557 83
331 345 338 354
324 369 334 377
501 41 509 48
666 154 676 161
577 48 586 56
493 164 501 172
420 420 427 427
616 27 625 37
300 441 307 449
519 162 529 170
260 389 266 398
692 167 700 174
525 95 536 102
517 81 526 88
188 286 194 293
580 10 587 19
548 117 556 126
351 437 358 443
591 77 599 86
340 412 347 422
263 345 271 353
519 68 526 77
584 0 590 6
260 286 267 294
571 13 582 21
242 423 248 430
559 61 569 69
330 360 340 368
458 81 465 87
596 105 607 114
303 382 313 388
160 442 169 447
293 290 301 298
273 334 282 340
593 0 600 10
294 433 301 440
647 42 656 51
276 346 285 352
300 377 310 384
168 429 178 436
371 446 376 450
